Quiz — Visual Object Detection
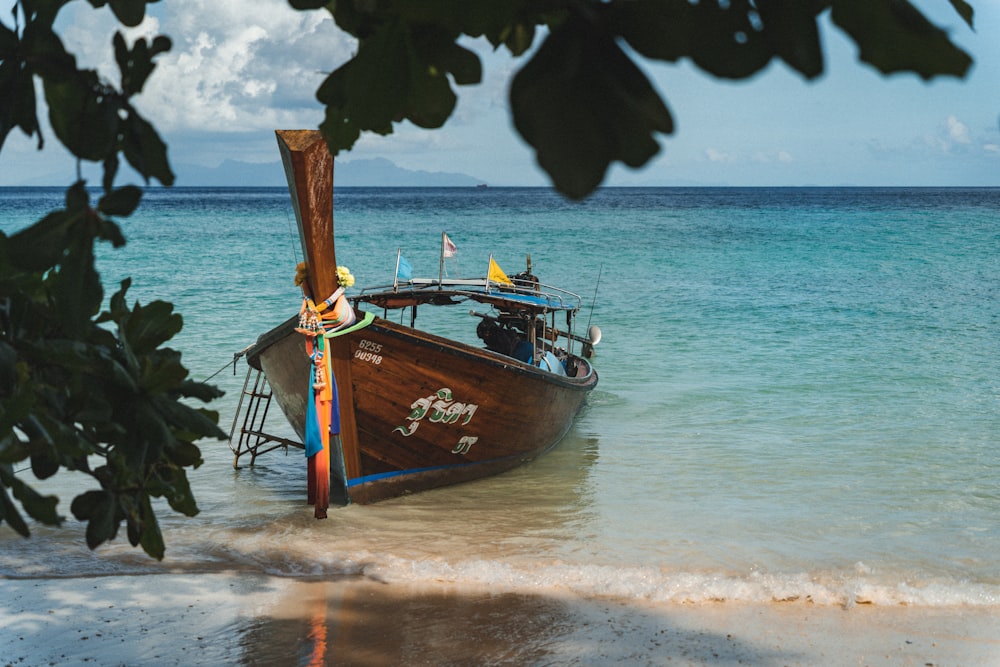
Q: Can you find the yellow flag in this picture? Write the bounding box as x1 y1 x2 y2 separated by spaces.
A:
488 256 513 285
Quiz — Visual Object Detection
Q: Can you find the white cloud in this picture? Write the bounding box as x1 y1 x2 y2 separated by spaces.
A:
145 2 353 134
705 148 737 163
945 115 972 144
58 1 355 137
750 150 794 163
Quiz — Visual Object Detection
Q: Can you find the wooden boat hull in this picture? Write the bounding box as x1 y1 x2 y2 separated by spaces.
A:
249 311 597 504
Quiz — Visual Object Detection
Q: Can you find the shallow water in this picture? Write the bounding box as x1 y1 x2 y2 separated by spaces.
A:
2 186 998 607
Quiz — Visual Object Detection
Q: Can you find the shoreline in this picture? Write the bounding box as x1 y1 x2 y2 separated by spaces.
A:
3 573 999 666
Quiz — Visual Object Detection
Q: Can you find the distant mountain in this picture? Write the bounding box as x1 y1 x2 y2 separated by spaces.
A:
336 157 483 187
175 157 483 187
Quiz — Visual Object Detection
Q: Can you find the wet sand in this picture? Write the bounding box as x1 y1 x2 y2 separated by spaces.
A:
2 573 999 666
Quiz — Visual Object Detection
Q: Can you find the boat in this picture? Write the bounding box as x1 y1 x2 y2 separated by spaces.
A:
231 130 599 516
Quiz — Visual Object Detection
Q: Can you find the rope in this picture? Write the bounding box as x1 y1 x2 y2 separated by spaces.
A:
202 343 255 382
586 263 603 332
285 208 301 267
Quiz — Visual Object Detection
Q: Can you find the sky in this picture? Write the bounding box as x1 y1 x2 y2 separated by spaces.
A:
2 0 998 187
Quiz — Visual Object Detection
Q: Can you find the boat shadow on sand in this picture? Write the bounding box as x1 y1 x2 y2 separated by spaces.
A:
0 575 801 666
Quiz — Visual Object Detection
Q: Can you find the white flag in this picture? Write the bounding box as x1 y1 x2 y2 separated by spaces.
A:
443 233 457 258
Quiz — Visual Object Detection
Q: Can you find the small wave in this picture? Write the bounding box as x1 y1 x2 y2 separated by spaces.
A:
353 557 1000 608
201 534 1000 608
7 524 999 610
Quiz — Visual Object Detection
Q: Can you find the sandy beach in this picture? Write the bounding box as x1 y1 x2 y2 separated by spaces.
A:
2 573 998 666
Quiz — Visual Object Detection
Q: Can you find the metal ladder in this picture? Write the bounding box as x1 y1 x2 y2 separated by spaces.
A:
228 366 303 468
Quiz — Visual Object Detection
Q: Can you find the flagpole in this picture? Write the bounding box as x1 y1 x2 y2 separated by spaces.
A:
438 231 445 289
394 248 401 292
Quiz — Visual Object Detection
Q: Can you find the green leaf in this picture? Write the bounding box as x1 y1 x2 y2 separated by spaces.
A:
176 378 225 404
122 300 183 354
124 494 141 546
21 19 77 80
0 481 31 537
831 0 972 79
69 487 102 518
393 0 520 38
0 431 32 466
53 237 103 333
29 337 135 393
156 464 199 516
65 179 90 211
165 439 204 468
0 29 43 152
104 278 133 321
510 13 673 199
607 0 772 79
44 72 119 161
605 0 693 63
95 214 127 248
342 19 412 129
7 208 80 271
0 341 18 394
156 395 225 441
136 493 164 559
121 111 175 185
11 472 62 525
115 31 171 97
102 151 120 193
426 39 481 86
125 401 167 467
948 0 974 29
318 93 362 153
70 488 120 550
151 35 171 56
0 20 16 55
30 453 60 480
138 350 188 396
98 185 143 217
406 63 457 129
289 0 329 9
11 416 53 451
316 17 471 143
22 0 75 26
754 0 825 79
108 0 149 27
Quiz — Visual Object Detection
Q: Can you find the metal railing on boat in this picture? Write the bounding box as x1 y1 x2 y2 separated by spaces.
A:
355 277 584 312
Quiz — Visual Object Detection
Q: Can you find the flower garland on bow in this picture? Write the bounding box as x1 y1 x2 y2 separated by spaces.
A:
295 263 357 337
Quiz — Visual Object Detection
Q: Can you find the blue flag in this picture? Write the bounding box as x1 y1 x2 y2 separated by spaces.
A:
397 254 413 282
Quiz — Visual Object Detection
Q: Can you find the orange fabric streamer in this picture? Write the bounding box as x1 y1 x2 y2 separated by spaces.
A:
305 336 332 518
298 276 359 519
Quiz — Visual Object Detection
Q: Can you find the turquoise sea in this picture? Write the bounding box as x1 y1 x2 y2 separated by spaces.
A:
1 186 998 608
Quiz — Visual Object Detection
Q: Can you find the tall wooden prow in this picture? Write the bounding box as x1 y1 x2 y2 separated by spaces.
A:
275 129 359 517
